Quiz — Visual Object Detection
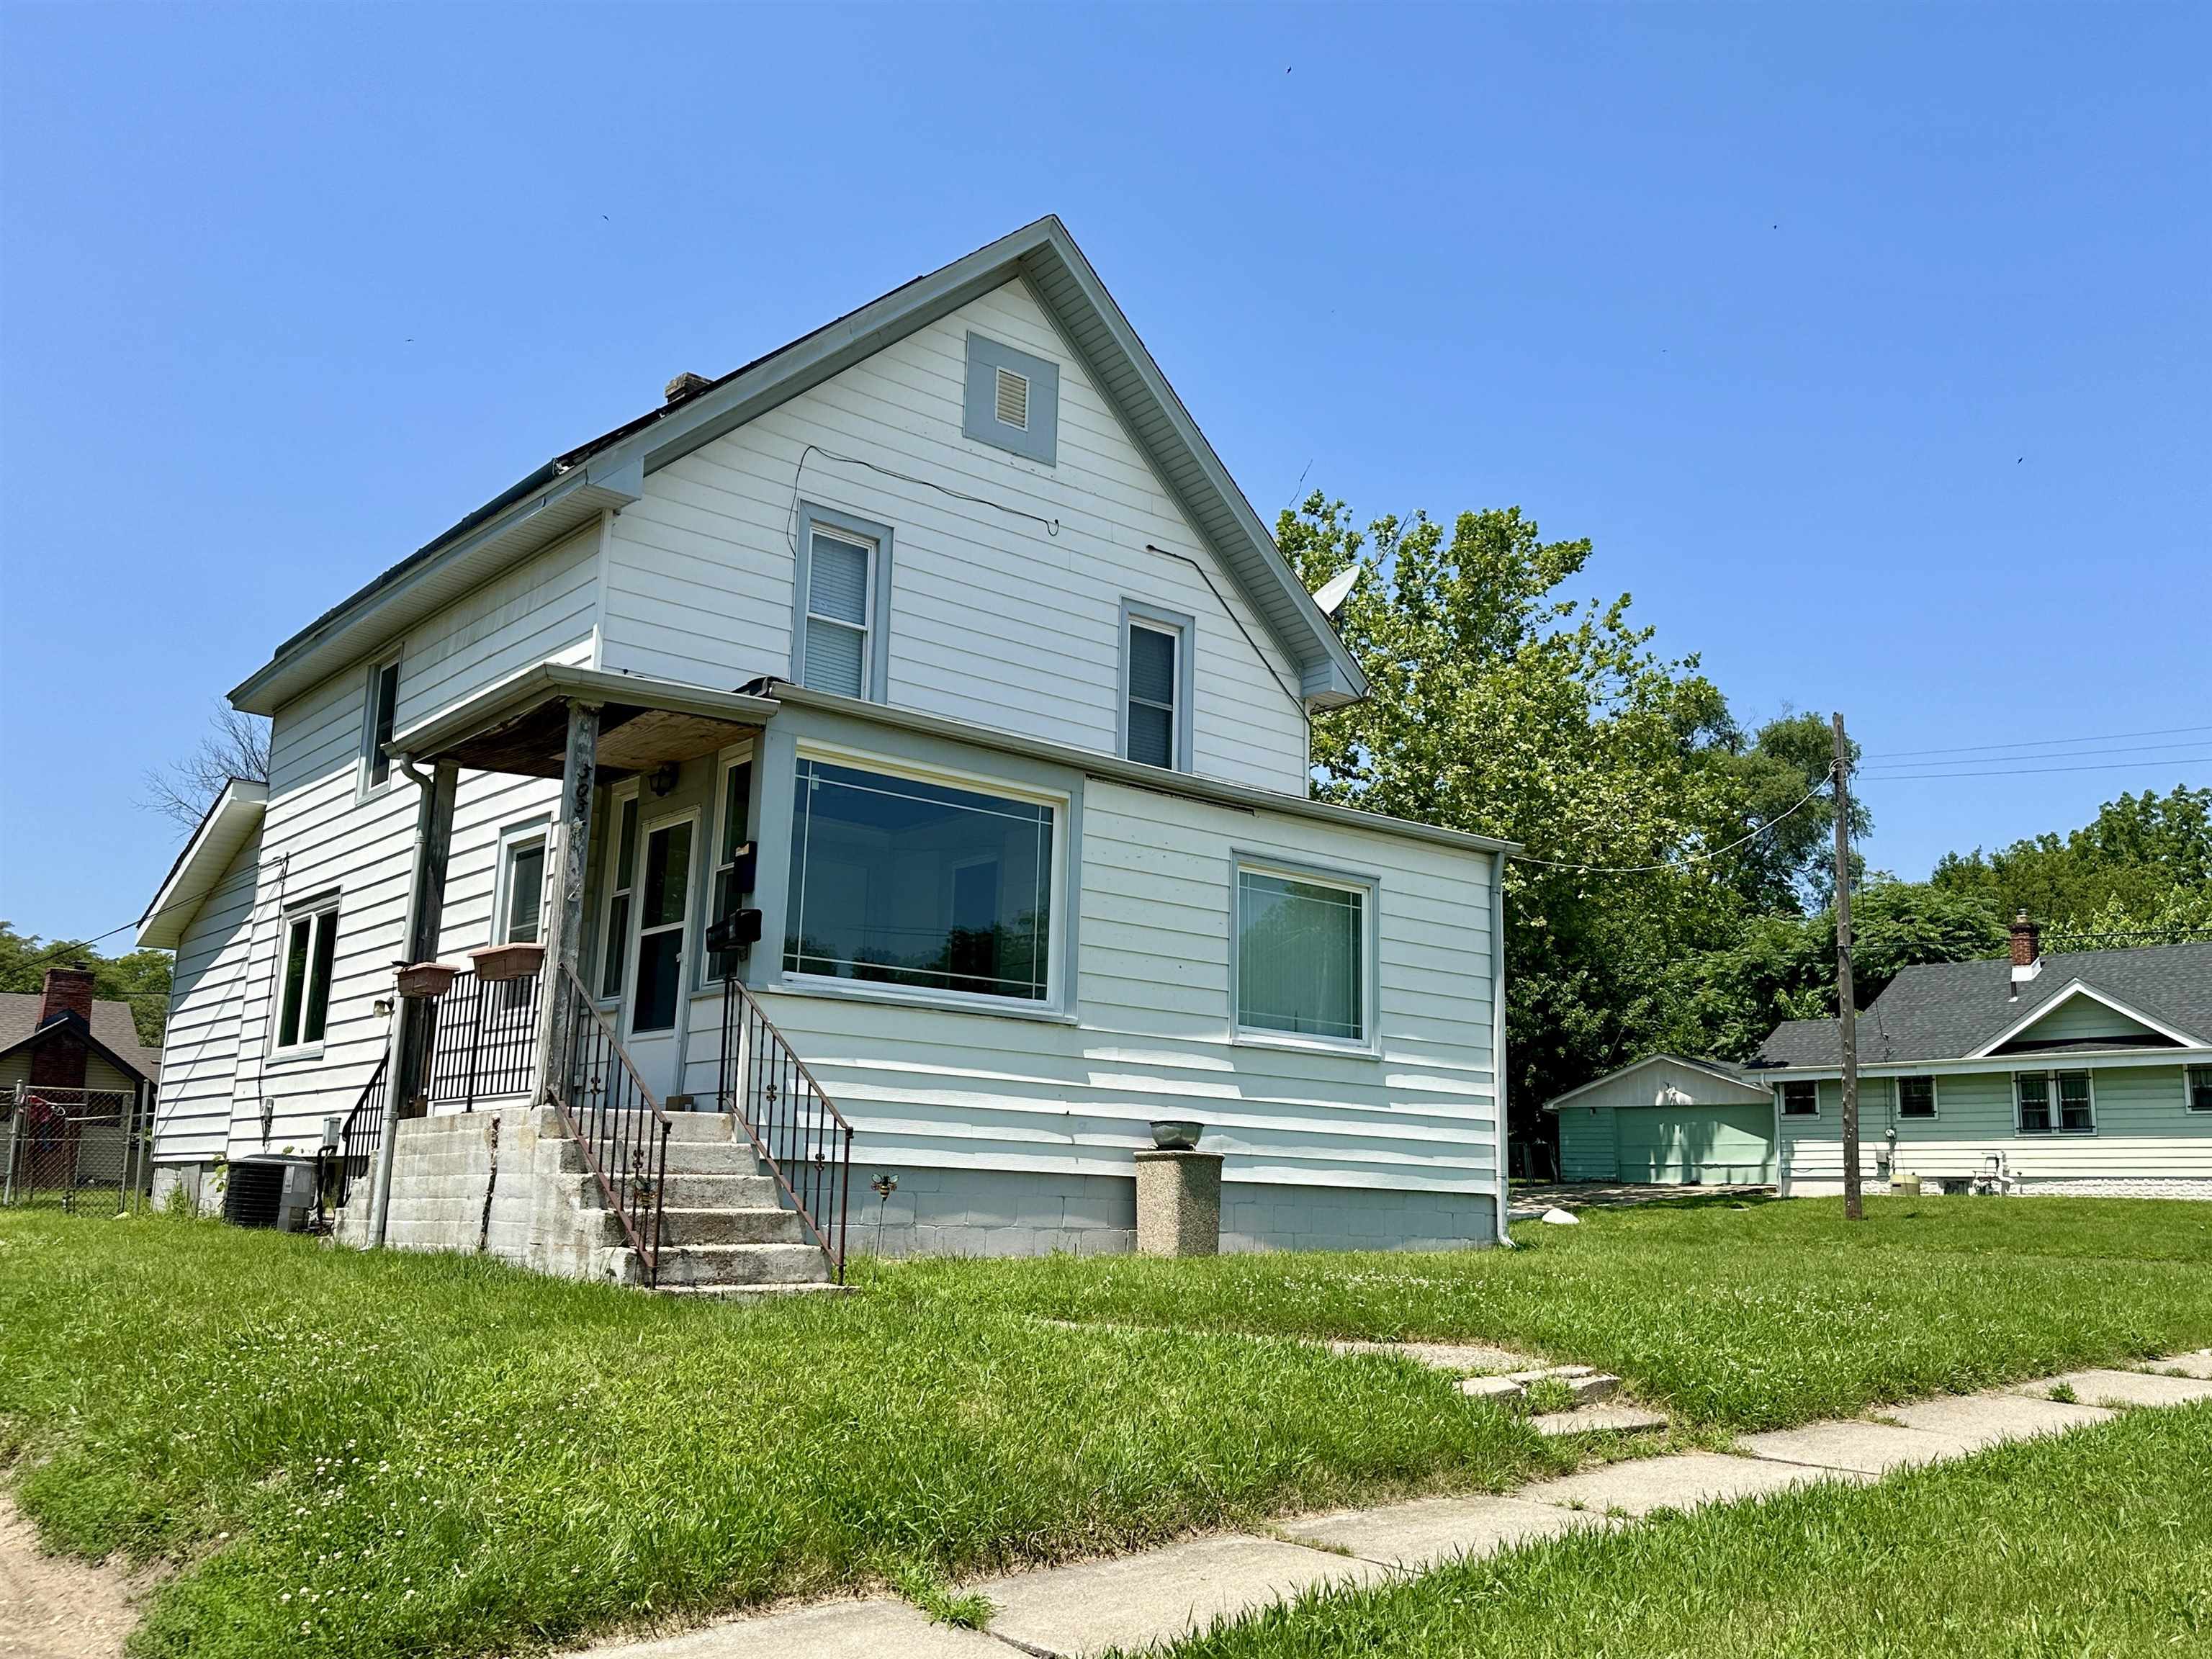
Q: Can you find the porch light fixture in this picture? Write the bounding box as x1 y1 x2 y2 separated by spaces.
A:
648 763 680 797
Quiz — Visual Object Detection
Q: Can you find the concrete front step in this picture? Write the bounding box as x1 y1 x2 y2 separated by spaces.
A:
657 1282 853 1300
658 1172 781 1208
657 1205 808 1246
660 1141 768 1177
614 1241 831 1289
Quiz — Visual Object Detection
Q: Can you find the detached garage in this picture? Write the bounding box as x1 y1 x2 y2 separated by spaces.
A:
1542 1055 1776 1186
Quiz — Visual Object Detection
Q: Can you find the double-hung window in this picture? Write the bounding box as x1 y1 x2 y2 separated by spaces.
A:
497 832 547 945
793 505 893 701
2017 1069 2095 1134
597 787 640 999
1896 1076 1937 1119
1233 863 1372 1047
2190 1065 2212 1113
275 902 339 1053
783 755 1057 1006
707 753 754 981
1120 601 1194 771
361 655 400 794
1780 1079 1817 1117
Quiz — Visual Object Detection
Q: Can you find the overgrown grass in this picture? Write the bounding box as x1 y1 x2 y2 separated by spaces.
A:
877 1196 2212 1429
0 1213 1549 1659
1151 1403 2212 1658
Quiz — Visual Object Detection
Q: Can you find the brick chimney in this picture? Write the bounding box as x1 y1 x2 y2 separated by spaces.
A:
2008 912 2041 968
664 372 713 405
28 966 95 1090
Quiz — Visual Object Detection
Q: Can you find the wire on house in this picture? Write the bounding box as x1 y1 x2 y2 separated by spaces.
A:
1508 768 1837 876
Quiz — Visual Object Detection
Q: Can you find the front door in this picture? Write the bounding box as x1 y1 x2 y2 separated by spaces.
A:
624 811 696 1100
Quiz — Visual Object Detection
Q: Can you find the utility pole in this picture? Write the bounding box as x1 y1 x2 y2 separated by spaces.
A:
1833 712 1862 1222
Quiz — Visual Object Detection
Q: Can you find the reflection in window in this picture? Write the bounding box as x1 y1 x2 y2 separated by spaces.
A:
783 759 1053 1003
1236 868 1365 1043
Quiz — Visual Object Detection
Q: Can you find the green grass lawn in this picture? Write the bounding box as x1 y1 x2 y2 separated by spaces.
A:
887 1195 2212 1429
1150 1402 2212 1658
2 1196 2207 1659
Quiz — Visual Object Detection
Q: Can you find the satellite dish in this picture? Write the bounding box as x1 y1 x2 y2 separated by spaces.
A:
1310 565 1361 616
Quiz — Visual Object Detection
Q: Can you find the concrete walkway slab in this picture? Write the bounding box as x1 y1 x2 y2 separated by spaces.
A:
2151 1349 2212 1380
972 1534 1389 1658
1286 1494 1614 1571
1532 1403 1669 1437
1327 1339 1532 1374
1736 1420 1969 1475
577 1598 996 1657
2012 1369 2212 1408
1884 1391 2111 1449
1521 1452 1866 1518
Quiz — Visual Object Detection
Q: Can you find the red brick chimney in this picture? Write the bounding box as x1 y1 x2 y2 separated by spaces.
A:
28 966 96 1090
2008 912 2041 968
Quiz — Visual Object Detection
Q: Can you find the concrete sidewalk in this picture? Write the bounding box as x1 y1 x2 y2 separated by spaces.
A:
576 1349 2212 1659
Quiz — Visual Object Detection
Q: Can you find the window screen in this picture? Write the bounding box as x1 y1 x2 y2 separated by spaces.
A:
1236 869 1365 1043
1126 623 1179 768
804 531 871 697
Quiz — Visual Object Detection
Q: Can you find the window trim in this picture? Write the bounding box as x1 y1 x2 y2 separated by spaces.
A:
1779 1079 1819 1118
790 502 894 703
963 331 1060 464
780 744 1069 1017
1228 854 1380 1056
492 821 551 948
595 781 642 1005
358 652 402 799
703 744 756 986
1118 598 1196 773
1894 1074 1938 1121
2015 1067 2098 1136
271 896 341 1058
2188 1064 2212 1114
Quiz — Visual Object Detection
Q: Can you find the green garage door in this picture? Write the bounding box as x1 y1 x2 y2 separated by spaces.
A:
1613 1104 1774 1184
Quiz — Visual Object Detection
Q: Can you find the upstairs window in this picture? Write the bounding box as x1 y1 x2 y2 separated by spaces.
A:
1780 1079 1817 1117
963 332 1059 464
1234 864 1370 1047
1120 602 1194 771
276 902 339 1053
2191 1066 2212 1112
793 504 893 701
1896 1076 1937 1119
361 656 400 793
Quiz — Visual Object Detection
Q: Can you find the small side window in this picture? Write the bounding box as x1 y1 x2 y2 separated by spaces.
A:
498 835 547 946
276 904 339 1052
1119 601 1195 772
1780 1080 1817 1117
2190 1066 2212 1112
361 656 400 793
598 789 640 999
1896 1076 1936 1119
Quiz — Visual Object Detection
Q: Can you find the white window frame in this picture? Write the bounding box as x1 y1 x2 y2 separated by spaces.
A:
492 823 550 948
271 897 340 1058
1229 855 1378 1055
780 743 1068 1017
1779 1079 1819 1118
790 503 894 703
2189 1064 2212 1114
704 745 756 984
1118 600 1196 773
1894 1074 1938 1121
595 781 642 1004
358 653 402 799
626 805 701 1038
2015 1067 2097 1136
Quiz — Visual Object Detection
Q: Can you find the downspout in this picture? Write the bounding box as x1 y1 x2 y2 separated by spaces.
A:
368 754 434 1247
1491 848 1515 1247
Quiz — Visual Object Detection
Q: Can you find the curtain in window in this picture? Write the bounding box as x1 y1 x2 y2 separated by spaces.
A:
1236 871 1363 1041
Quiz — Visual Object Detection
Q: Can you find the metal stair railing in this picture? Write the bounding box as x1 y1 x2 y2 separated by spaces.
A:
551 963 673 1287
314 1058 387 1230
716 970 853 1283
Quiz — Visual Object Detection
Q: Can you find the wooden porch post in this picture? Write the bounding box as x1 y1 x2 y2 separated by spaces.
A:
535 701 601 1109
371 756 458 1247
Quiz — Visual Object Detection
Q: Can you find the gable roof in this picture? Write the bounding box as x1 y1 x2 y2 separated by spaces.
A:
1753 940 2212 1068
0 996 159 1084
1541 1053 1769 1111
138 778 266 950
229 216 1369 718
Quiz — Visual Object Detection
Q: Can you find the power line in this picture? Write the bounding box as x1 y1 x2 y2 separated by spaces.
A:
1863 739 2212 772
1512 769 1834 875
1860 755 2212 781
1863 723 2212 760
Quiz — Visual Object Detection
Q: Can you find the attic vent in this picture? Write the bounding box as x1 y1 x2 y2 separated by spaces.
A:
994 365 1030 430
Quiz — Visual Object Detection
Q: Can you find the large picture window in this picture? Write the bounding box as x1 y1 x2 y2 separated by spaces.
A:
275 903 339 1052
783 757 1055 1004
1234 864 1369 1045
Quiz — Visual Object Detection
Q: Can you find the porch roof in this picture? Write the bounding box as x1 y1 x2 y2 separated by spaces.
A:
388 662 780 781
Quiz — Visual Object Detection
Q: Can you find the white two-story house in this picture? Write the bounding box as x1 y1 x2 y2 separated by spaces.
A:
138 218 1514 1291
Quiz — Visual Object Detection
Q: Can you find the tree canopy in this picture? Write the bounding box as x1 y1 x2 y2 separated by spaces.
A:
1 922 171 1046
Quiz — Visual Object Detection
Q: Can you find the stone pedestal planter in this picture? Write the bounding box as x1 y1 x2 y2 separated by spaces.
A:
1134 1149 1223 1256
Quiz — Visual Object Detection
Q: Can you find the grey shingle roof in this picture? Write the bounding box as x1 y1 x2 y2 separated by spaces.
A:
0 994 160 1082
1753 941 2212 1068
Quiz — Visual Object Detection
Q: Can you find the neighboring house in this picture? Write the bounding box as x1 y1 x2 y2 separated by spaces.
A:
0 967 161 1100
1539 1055 1776 1186
1755 917 2212 1198
138 217 1515 1287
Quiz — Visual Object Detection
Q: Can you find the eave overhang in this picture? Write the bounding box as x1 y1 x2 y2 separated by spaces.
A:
138 778 268 950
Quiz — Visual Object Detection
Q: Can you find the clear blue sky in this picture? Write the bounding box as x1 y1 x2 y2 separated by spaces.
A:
3 4 2206 946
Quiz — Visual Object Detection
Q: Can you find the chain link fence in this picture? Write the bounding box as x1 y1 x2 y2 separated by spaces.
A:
1 1084 155 1213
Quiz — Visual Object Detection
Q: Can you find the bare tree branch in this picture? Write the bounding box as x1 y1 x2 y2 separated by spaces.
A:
140 703 271 833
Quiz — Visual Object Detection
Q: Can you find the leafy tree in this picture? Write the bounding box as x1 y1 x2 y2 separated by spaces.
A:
0 922 172 1045
1933 787 2211 927
1696 711 1869 912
